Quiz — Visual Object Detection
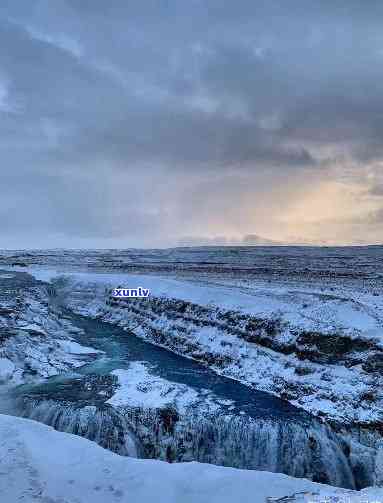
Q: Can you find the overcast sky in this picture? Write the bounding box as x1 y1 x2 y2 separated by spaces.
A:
1 1 383 248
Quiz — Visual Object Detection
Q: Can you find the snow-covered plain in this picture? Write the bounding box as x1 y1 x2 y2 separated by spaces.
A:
0 413 381 503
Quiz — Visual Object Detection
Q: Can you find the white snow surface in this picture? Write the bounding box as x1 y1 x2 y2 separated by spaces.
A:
0 413 381 503
108 362 222 412
56 339 104 355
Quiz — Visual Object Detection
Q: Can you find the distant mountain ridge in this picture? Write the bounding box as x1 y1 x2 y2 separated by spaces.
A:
177 234 283 247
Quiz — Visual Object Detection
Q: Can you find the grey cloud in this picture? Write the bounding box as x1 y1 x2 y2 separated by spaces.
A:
0 1 383 246
0 15 318 170
2 2 378 169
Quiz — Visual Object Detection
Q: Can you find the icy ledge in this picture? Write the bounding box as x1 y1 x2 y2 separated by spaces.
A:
0 414 381 503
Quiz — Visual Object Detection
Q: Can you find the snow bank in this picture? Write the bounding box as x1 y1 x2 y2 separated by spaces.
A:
57 339 104 355
107 362 221 412
0 413 379 503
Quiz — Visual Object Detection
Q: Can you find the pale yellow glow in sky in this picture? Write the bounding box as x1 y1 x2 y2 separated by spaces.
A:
196 166 383 246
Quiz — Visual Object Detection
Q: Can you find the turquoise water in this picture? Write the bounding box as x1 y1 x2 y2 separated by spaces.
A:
22 311 309 422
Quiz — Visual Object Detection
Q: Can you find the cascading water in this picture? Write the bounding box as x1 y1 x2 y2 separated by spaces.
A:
19 395 360 490
21 398 138 457
123 405 358 489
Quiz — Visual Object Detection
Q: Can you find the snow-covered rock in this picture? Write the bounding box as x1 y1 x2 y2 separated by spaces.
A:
0 270 100 383
107 362 218 412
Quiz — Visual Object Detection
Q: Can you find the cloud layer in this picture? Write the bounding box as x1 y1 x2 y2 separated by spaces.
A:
1 1 383 247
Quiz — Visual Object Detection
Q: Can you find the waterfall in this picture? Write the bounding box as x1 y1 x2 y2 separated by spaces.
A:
21 399 138 457
122 406 357 489
20 397 361 490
